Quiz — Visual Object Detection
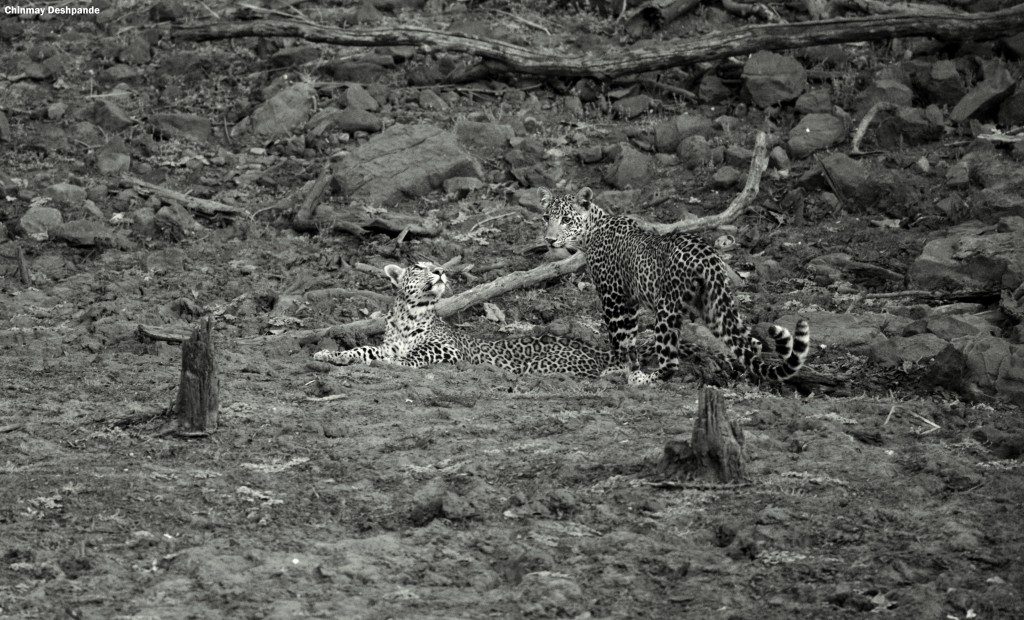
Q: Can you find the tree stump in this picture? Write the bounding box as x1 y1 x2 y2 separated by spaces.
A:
651 388 746 484
175 316 219 434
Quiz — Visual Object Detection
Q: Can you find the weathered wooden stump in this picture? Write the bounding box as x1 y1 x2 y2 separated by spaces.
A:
652 387 746 484
175 316 218 434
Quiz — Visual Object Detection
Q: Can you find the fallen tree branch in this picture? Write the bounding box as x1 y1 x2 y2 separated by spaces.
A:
647 131 769 235
174 6 1024 79
124 175 250 217
831 0 964 16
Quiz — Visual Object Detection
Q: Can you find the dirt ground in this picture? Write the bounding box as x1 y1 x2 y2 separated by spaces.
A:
2 2 1023 618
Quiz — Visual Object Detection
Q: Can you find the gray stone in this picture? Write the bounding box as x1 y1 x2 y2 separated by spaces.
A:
909 224 1024 291
724 145 753 167
47 102 66 120
775 310 910 352
44 182 87 208
929 336 1024 403
714 115 741 132
604 145 653 189
232 82 316 140
308 108 382 134
93 100 133 132
795 89 832 114
869 333 948 367
857 79 913 114
418 89 449 111
699 74 731 103
118 35 151 65
946 161 970 188
334 123 482 204
96 150 131 174
341 83 379 111
805 252 902 286
921 60 965 107
742 51 807 107
320 60 388 82
770 146 790 169
676 135 711 170
788 113 845 158
653 114 714 153
151 113 213 142
612 94 657 119
950 66 1017 123
131 207 156 235
997 82 1024 127
875 107 943 147
817 153 881 210
904 315 992 341
19 205 63 236
52 219 122 247
0 110 10 142
712 165 742 189
443 176 483 196
156 204 201 238
454 121 514 158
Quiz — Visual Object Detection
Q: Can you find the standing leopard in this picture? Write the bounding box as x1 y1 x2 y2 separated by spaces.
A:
540 187 810 385
313 261 616 376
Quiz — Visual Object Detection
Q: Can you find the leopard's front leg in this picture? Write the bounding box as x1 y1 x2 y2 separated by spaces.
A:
314 344 389 366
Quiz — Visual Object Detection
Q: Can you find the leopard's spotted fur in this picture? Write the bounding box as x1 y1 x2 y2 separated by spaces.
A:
541 187 810 385
313 262 614 375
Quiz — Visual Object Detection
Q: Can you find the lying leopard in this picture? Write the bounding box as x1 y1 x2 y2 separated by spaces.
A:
314 261 616 375
541 187 810 385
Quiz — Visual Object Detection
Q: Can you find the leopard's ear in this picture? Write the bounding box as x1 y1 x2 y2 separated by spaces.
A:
538 188 553 208
383 264 406 287
577 187 594 202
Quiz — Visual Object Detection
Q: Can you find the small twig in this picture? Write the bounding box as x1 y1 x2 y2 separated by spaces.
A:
197 0 219 19
0 423 24 433
639 77 698 102
470 212 517 232
883 406 895 426
906 409 941 433
354 262 380 276
492 9 551 35
305 394 346 402
124 175 249 217
850 101 897 155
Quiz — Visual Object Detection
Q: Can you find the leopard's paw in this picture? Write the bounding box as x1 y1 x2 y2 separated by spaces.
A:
314 349 353 365
628 370 655 386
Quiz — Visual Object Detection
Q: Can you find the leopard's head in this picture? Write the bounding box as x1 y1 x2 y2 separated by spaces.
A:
540 187 602 250
384 261 448 308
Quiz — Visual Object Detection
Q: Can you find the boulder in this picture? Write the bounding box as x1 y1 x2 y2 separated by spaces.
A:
307 108 382 134
92 100 133 132
874 107 943 147
418 89 449 111
795 89 832 114
333 123 482 204
774 311 911 352
19 205 63 237
945 162 970 188
454 121 514 158
612 94 657 119
676 135 711 169
711 165 742 189
742 51 806 107
857 79 913 115
232 82 316 140
869 333 948 367
52 220 124 248
997 82 1024 127
443 176 483 197
929 336 1024 403
151 113 213 142
96 150 131 174
0 110 10 142
341 83 379 111
950 66 1016 123
43 182 87 208
817 153 881 211
604 145 653 189
903 315 992 341
909 224 1024 291
787 113 845 158
919 60 965 107
653 114 714 153
699 75 731 103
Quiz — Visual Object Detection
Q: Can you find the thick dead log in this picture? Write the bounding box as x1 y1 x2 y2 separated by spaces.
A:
651 388 747 484
175 317 219 434
174 6 1024 79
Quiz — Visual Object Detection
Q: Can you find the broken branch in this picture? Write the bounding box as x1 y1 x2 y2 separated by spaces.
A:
174 6 1024 79
124 175 249 217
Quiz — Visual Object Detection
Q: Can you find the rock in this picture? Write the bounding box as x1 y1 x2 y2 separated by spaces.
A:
92 100 133 132
320 60 388 82
787 113 845 158
742 51 807 107
418 88 449 111
233 82 316 140
454 121 514 158
559 95 584 116
131 207 157 235
775 311 909 352
909 223 1024 291
677 135 711 169
920 60 965 107
904 315 992 341
972 426 1024 459
770 146 790 169
817 153 881 210
307 108 382 134
0 110 10 142
950 66 1017 123
714 115 741 132
612 94 657 119
43 182 87 208
150 113 213 142
149 0 185 21
268 46 320 69
875 107 943 147
997 82 1024 127
857 79 913 114
19 205 63 237
795 89 832 114
516 571 584 618
52 219 122 247
334 123 482 204
870 333 948 367
594 189 640 212
699 74 732 103
46 102 66 121
604 145 653 189
443 176 482 197
805 252 902 287
929 336 1024 402
945 161 970 188
712 165 742 189
724 145 753 167
155 204 201 238
653 113 714 153
96 150 131 174
118 35 151 65
341 83 379 111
